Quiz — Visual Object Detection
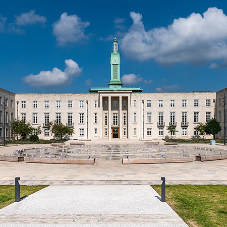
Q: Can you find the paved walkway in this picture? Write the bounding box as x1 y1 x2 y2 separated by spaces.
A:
0 185 188 226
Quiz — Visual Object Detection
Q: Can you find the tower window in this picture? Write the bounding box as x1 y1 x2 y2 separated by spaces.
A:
113 65 118 79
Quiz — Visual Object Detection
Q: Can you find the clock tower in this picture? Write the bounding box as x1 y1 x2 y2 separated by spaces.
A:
108 37 123 89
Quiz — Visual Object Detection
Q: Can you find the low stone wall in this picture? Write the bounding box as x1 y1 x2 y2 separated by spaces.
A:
24 157 95 164
70 142 84 145
122 156 194 164
51 143 65 146
164 142 178 145
196 154 227 161
145 141 159 146
0 155 24 162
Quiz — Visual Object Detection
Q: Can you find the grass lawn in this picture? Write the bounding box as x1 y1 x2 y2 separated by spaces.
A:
0 185 48 209
152 185 227 227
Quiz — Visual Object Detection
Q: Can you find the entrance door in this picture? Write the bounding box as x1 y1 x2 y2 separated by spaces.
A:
112 128 119 138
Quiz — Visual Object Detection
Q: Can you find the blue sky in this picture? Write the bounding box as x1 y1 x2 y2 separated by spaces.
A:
1 0 227 93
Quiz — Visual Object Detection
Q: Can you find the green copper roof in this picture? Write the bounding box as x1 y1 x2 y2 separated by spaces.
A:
89 87 143 93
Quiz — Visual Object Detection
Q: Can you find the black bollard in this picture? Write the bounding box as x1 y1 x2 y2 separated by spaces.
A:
161 177 165 202
15 177 20 202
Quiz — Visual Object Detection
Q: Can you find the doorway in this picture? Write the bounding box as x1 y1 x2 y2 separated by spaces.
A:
112 128 119 138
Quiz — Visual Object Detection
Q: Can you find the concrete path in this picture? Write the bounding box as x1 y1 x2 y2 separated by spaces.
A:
0 185 188 226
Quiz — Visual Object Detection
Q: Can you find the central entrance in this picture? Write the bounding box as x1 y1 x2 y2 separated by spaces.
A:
112 128 119 138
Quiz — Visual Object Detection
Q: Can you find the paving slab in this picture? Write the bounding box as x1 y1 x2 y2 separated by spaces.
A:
0 185 188 226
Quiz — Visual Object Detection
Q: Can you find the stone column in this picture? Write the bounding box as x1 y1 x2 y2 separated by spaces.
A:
119 95 122 139
108 95 111 140
100 95 103 139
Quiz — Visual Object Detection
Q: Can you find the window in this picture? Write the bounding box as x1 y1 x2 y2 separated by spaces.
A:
105 128 108 136
134 100 136 107
219 98 221 106
56 113 61 124
170 100 175 107
113 113 118 126
170 130 175 136
94 100 97 108
194 99 199 107
194 112 199 123
56 101 61 108
134 113 136 123
159 128 163 136
0 128 2 137
11 100 13 108
147 100 151 107
206 99 210 107
45 101 49 108
123 128 126 136
206 112 211 122
33 101 37 108
79 113 84 124
94 128 97 136
44 129 49 137
80 128 84 136
113 101 118 108
0 111 2 123
219 111 221 122
170 112 175 125
11 113 13 122
194 129 199 136
6 128 8 137
182 100 187 107
147 128 152 136
182 112 187 125
5 99 8 106
134 128 136 136
68 101 72 108
80 100 84 108
158 112 163 125
123 100 126 108
105 101 108 108
147 113 151 123
94 113 97 123
5 112 8 123
44 113 49 126
21 113 26 121
182 128 187 136
105 113 108 126
159 100 163 107
68 113 72 126
21 101 26 108
123 113 126 126
33 113 38 124
0 97 1 105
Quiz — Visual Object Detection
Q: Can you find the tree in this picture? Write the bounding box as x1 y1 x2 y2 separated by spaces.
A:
10 120 34 140
166 124 178 138
204 118 221 140
48 121 74 140
195 123 206 138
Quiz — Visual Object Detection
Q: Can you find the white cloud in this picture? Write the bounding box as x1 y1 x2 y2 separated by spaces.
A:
209 60 227 68
85 79 92 86
155 85 180 92
0 15 7 33
9 10 46 34
121 8 227 66
15 10 46 26
114 17 126 30
121 74 151 85
23 59 82 87
53 13 90 45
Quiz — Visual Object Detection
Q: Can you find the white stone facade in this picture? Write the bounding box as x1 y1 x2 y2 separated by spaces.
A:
0 87 218 141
